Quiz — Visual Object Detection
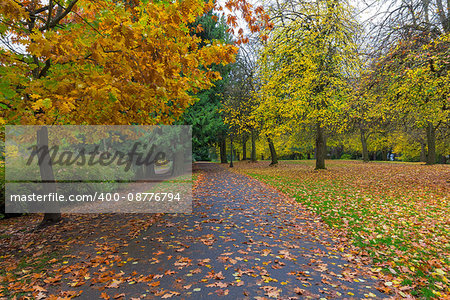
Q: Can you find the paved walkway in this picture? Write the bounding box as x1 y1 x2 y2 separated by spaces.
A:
95 163 385 299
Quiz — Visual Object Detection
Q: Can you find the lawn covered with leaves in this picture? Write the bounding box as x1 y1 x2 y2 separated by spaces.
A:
233 160 449 298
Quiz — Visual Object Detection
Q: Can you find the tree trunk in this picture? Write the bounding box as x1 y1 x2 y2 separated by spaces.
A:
267 137 278 166
144 161 155 178
360 128 369 163
381 150 387 161
336 145 343 159
210 146 217 161
242 135 247 161
229 135 234 168
37 127 61 225
251 129 257 162
330 147 336 159
420 142 427 163
315 123 326 170
219 136 227 163
136 162 155 179
426 122 436 165
42 212 61 224
172 151 184 176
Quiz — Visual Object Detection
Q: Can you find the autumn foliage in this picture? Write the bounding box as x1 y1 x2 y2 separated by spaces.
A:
0 0 270 125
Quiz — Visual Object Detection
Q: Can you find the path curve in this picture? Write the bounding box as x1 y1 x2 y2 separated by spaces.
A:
112 163 387 299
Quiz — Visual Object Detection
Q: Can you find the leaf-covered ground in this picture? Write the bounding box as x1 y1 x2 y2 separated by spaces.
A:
0 213 161 299
232 160 449 299
0 163 389 299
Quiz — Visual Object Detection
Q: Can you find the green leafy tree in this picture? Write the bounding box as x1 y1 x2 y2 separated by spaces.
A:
255 0 360 169
182 12 233 161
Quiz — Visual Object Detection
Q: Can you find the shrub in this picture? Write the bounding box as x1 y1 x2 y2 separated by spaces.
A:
340 153 352 160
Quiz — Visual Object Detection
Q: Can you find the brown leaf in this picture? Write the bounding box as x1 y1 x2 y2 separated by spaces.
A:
149 281 160 287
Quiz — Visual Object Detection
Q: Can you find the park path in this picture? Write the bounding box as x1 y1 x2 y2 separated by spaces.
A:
84 163 387 299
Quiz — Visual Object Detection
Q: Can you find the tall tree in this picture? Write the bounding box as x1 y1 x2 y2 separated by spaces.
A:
0 0 242 125
181 12 233 161
371 32 449 164
365 0 450 165
255 0 360 169
223 42 260 162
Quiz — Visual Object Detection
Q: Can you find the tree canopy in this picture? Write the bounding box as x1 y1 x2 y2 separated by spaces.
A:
0 0 270 125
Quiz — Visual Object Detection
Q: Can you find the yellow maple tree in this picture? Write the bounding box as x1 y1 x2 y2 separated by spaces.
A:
0 0 270 125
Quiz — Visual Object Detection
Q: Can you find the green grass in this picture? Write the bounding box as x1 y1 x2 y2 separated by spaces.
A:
236 161 449 298
0 251 63 298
